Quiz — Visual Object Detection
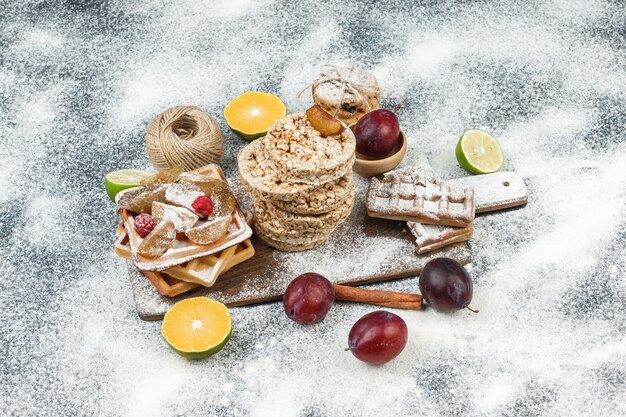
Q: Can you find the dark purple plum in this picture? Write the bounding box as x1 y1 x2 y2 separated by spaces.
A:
347 310 408 365
283 273 335 324
419 258 473 312
352 109 401 159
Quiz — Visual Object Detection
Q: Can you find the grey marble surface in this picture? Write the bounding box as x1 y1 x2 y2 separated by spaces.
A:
1 1 625 416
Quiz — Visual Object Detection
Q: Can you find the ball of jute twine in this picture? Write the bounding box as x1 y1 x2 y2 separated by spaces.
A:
145 105 223 171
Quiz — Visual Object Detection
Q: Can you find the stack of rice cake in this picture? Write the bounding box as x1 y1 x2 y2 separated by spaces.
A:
238 113 356 251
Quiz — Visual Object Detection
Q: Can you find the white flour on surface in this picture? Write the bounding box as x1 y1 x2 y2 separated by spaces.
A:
1 0 626 416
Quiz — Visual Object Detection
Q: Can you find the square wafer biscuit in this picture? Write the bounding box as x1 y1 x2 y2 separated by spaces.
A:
407 222 474 255
367 168 475 227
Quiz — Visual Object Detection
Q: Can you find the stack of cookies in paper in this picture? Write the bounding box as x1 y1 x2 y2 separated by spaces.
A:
366 166 476 255
238 109 356 251
311 64 381 125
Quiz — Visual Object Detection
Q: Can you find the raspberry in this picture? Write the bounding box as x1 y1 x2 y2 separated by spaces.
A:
192 195 214 216
134 213 155 238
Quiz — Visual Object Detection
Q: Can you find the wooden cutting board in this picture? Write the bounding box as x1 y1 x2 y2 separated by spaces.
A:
126 171 527 320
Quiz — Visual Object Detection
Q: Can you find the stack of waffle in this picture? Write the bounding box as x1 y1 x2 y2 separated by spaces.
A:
238 113 356 251
113 165 254 297
366 167 476 255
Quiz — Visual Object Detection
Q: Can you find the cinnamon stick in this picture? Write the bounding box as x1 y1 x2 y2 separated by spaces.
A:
333 284 422 311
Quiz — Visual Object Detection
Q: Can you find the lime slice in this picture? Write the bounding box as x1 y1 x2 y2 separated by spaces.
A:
162 297 232 359
455 129 503 174
104 169 152 201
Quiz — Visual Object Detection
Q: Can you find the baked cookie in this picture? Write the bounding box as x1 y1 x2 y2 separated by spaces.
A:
312 65 380 125
407 222 474 255
367 167 475 227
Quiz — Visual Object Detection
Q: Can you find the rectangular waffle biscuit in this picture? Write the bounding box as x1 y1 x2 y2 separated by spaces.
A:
115 226 254 296
118 164 253 271
367 168 475 227
120 208 250 271
142 270 201 297
407 222 474 255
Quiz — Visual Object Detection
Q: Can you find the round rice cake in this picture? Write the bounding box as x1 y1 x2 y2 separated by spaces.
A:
261 113 356 185
253 222 329 252
253 188 354 237
253 214 330 242
238 139 320 202
270 177 354 215
242 170 354 215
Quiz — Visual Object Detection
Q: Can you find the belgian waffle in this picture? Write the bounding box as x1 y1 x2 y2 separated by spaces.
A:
115 224 255 292
118 164 253 271
367 168 475 227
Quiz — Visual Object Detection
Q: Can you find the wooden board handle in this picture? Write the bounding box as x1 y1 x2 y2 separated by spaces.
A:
448 171 528 213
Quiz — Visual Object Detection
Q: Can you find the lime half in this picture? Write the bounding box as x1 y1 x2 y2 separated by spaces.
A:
104 169 151 201
456 129 503 174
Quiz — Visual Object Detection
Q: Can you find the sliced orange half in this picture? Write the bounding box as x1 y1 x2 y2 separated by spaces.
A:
161 297 232 359
223 91 286 140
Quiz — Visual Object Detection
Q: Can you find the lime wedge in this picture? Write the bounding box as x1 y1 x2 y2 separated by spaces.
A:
104 169 152 201
455 129 503 174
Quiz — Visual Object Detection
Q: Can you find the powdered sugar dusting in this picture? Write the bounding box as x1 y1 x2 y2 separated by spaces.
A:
2 0 626 416
273 176 436 278
127 175 471 318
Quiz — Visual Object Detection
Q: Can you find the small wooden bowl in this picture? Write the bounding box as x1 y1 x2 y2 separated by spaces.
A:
353 130 407 178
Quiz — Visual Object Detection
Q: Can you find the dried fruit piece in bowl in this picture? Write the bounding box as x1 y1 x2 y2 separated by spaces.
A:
185 215 231 245
138 219 176 258
117 184 167 214
306 105 344 137
140 166 185 187
152 202 199 232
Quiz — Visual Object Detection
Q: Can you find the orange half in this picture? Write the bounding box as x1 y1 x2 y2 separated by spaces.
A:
223 91 286 140
161 297 231 359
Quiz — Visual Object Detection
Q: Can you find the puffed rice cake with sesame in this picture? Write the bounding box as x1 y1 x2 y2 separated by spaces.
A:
237 111 356 251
